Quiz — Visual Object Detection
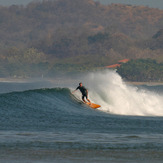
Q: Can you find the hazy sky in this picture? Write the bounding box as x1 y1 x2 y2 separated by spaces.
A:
0 0 163 9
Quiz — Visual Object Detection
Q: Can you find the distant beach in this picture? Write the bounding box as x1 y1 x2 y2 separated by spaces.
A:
126 81 163 86
0 78 29 83
0 77 163 86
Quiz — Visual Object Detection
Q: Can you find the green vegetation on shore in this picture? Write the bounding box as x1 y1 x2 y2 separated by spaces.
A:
117 59 163 82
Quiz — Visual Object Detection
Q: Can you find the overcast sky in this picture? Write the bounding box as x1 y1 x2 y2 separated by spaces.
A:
0 0 163 9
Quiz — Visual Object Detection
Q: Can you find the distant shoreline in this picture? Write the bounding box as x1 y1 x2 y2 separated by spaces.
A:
0 77 163 86
0 78 29 83
126 81 163 86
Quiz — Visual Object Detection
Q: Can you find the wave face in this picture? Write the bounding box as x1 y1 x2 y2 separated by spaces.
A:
80 70 163 116
0 87 104 131
0 70 162 126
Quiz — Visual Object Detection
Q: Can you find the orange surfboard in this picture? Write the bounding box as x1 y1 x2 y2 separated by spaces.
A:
85 102 101 109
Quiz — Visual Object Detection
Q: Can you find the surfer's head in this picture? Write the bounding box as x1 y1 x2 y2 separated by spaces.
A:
79 82 82 86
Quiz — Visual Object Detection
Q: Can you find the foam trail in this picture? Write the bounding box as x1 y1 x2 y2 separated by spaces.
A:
82 70 163 116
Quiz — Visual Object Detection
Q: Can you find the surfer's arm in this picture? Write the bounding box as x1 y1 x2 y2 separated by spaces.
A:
72 90 76 94
72 87 79 94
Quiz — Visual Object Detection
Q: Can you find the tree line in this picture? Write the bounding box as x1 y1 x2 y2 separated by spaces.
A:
117 59 163 82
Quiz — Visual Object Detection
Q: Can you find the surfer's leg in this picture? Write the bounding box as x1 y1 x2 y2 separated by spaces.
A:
82 95 86 103
86 94 91 104
87 98 91 104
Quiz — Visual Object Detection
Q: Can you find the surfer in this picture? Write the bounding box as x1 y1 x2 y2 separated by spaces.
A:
72 82 91 104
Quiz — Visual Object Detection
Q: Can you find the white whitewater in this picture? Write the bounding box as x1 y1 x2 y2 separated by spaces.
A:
82 70 163 116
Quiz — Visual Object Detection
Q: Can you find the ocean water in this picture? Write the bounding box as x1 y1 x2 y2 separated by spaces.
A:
0 70 163 163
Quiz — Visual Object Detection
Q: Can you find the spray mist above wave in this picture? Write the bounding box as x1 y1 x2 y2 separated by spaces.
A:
81 70 163 116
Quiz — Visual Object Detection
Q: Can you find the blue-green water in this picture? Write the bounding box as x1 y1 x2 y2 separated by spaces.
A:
0 71 163 163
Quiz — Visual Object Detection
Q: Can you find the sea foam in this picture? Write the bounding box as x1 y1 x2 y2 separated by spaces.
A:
82 70 163 116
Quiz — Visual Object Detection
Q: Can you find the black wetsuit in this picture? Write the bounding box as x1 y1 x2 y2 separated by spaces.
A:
76 86 88 100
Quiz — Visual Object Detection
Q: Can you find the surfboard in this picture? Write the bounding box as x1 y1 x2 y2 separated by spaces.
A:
85 102 101 109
